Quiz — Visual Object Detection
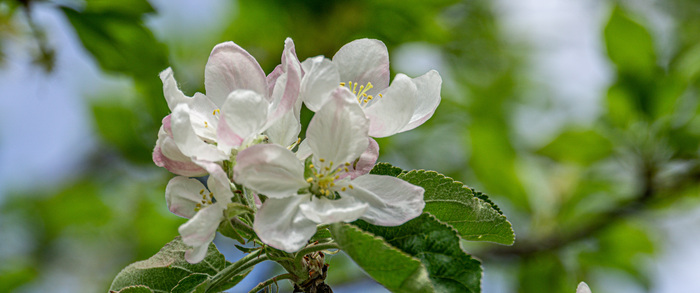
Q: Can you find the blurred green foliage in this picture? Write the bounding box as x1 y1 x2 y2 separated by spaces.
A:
2 0 700 292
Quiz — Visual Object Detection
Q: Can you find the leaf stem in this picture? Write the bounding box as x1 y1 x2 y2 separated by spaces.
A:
207 249 269 292
248 273 293 293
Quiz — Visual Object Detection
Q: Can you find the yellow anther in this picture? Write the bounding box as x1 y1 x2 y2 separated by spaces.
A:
340 82 346 86
309 164 315 168
319 158 326 163
344 167 349 172
207 200 212 205
335 175 340 179
204 121 208 128
331 182 335 187
200 189 205 194
341 187 346 191
345 162 351 166
379 94 383 98
349 185 354 189
352 82 357 94
212 109 220 115
307 177 313 183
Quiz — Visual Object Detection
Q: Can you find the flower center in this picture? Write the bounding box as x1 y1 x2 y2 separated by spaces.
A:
194 188 216 212
306 158 354 198
340 81 383 108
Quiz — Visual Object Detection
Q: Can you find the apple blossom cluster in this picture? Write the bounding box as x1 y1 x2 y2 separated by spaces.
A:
152 38 442 263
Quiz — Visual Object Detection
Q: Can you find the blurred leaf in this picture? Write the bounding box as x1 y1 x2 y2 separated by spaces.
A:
604 6 656 77
110 237 232 292
0 265 38 292
39 181 112 238
61 7 168 77
330 223 434 293
353 214 483 293
91 101 152 163
84 0 155 16
537 129 614 165
579 221 654 289
399 170 515 245
517 253 572 293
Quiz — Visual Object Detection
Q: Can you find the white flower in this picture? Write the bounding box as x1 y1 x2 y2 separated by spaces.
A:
153 38 302 172
233 87 425 252
299 38 442 138
165 161 233 263
577 282 592 293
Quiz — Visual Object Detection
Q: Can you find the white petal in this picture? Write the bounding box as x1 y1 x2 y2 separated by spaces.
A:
300 56 341 112
171 104 227 162
365 74 417 138
343 174 425 226
153 126 207 177
400 70 442 132
160 68 190 111
295 139 312 160
165 176 207 219
266 38 302 128
299 196 368 224
188 93 219 143
217 90 269 149
577 282 592 293
341 137 379 180
253 195 318 253
179 204 224 263
265 108 301 147
204 42 267 107
307 87 369 167
196 160 234 205
233 144 309 198
332 39 390 91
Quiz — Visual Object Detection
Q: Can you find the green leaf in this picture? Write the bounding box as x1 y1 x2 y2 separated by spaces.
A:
110 285 154 293
354 214 482 293
370 162 406 177
604 6 656 76
171 273 210 293
537 129 614 165
109 237 233 292
91 101 152 163
218 203 254 243
398 169 515 245
330 223 434 293
61 7 168 77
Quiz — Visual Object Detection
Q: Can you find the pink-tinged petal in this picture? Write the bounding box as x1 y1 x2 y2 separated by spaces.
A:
165 176 207 219
400 70 442 133
341 137 379 180
154 125 207 177
332 39 390 92
194 160 234 205
204 42 267 107
266 64 283 97
266 38 302 128
171 104 228 162
216 90 268 149
265 109 301 147
300 56 341 112
162 115 172 134
299 196 368 225
234 144 309 198
343 174 425 226
160 67 190 111
307 87 369 167
179 204 224 263
253 195 317 252
365 74 417 137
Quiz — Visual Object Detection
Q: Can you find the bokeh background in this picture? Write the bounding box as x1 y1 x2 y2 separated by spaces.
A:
1 0 700 292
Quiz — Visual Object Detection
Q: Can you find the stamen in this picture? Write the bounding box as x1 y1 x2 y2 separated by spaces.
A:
339 82 346 86
200 189 205 194
212 109 220 115
319 158 326 163
204 121 208 128
349 185 354 189
307 177 313 183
